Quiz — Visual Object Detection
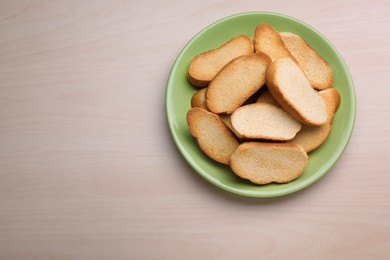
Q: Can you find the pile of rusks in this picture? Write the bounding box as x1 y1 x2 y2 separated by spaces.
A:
186 24 341 185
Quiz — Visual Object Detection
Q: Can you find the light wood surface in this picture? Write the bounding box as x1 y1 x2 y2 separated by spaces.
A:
0 1 389 259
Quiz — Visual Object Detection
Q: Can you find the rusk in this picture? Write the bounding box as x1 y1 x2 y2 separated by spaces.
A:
219 115 243 139
191 88 208 110
188 35 254 87
290 88 341 152
187 108 239 164
290 124 332 153
206 53 270 114
230 142 308 184
320 88 341 123
231 103 301 140
266 58 328 126
254 24 295 62
280 32 334 90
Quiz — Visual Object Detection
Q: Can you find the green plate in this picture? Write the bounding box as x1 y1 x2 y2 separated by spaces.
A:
166 12 355 197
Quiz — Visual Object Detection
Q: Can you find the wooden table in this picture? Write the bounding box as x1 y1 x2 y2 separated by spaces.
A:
1 1 389 259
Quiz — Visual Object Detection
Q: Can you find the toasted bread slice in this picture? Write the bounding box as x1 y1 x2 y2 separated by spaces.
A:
280 32 334 90
206 53 271 114
219 114 233 130
256 88 279 106
319 88 341 123
254 24 295 62
290 124 332 153
266 58 328 126
290 88 341 153
219 115 243 139
191 88 208 110
230 142 308 184
231 103 301 140
188 35 254 87
190 92 249 140
187 108 239 164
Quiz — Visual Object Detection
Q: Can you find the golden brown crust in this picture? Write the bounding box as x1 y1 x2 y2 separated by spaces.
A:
288 89 340 153
186 108 239 164
219 114 244 139
265 59 307 123
290 124 332 153
319 88 341 123
187 74 210 87
186 24 341 185
191 88 208 110
265 58 328 126
206 53 271 114
188 35 254 87
230 142 308 184
281 32 334 90
254 24 296 62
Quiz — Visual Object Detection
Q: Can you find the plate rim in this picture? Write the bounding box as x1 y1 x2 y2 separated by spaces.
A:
165 11 356 198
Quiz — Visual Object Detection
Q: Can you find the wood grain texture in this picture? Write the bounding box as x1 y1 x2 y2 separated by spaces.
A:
0 0 389 259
